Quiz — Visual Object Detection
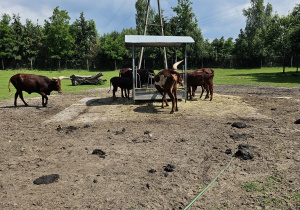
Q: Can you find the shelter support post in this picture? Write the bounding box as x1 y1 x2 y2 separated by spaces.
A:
184 44 187 101
132 45 136 100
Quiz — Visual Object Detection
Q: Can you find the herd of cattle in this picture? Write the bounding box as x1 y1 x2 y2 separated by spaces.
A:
8 61 214 113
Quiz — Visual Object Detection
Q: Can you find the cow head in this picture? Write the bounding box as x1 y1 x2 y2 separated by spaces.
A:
52 76 70 93
178 75 184 86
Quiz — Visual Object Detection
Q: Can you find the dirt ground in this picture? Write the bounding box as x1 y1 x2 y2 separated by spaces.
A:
0 84 299 210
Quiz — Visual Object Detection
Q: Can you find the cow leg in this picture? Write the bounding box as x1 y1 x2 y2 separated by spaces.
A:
40 92 48 107
18 92 28 107
167 91 175 114
204 84 210 99
121 88 126 98
209 84 214 101
174 86 179 112
155 86 168 108
14 92 19 106
113 86 117 100
199 85 205 98
192 86 197 98
160 91 169 108
127 89 130 99
42 95 48 107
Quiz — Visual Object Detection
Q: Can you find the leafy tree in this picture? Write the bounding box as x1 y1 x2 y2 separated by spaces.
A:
234 29 249 67
289 4 300 71
171 0 203 66
0 14 14 69
44 6 74 69
23 19 42 69
71 12 98 70
266 14 293 72
135 0 155 35
239 0 273 67
289 25 300 72
100 32 126 70
11 14 24 68
200 39 214 68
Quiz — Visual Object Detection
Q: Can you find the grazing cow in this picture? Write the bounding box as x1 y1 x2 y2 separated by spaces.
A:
154 61 184 113
109 77 133 100
119 68 155 98
8 73 69 107
186 69 215 101
120 68 155 87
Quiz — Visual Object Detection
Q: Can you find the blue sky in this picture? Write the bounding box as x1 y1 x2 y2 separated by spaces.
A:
1 0 298 41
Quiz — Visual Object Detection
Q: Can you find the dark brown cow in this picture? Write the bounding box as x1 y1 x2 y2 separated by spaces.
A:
186 69 215 101
154 69 184 114
8 73 69 107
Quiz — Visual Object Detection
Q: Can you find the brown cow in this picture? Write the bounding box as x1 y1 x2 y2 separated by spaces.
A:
8 73 69 107
187 68 214 101
154 63 184 114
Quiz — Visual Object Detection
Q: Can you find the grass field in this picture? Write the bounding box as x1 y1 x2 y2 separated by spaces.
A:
0 67 299 101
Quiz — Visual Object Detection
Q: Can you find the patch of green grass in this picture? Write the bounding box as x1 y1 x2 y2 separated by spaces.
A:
213 67 300 87
1 67 299 102
241 169 299 209
0 69 119 101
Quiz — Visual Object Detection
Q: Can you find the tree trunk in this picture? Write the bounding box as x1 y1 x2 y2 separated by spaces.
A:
291 56 293 67
115 60 117 70
30 58 33 70
282 54 286 74
86 59 89 71
297 54 299 73
2 59 4 70
58 60 61 70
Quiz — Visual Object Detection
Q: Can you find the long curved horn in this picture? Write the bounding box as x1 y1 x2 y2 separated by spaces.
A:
58 76 71 80
52 76 71 80
173 60 184 70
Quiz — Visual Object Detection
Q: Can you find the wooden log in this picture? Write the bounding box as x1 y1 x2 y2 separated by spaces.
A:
70 72 104 86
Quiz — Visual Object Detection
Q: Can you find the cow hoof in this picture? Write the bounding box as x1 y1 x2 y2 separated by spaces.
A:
170 111 174 114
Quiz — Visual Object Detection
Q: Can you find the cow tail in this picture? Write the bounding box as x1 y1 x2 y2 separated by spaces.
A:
108 79 111 93
8 79 12 96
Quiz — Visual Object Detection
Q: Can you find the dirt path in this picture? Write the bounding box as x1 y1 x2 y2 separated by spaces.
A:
0 85 299 209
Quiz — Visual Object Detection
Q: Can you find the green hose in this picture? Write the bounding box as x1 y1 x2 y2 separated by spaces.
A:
184 157 235 210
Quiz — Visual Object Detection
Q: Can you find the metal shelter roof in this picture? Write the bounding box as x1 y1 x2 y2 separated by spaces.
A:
125 35 194 47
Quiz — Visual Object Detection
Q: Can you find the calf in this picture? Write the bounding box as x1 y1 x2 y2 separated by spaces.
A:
154 69 184 114
109 77 133 100
8 73 69 107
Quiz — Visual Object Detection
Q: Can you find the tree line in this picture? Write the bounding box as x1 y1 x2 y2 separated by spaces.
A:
0 0 299 71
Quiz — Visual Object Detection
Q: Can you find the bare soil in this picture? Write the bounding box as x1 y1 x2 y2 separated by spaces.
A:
0 85 299 210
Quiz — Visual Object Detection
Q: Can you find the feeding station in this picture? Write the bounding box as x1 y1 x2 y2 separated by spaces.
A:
124 35 195 101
